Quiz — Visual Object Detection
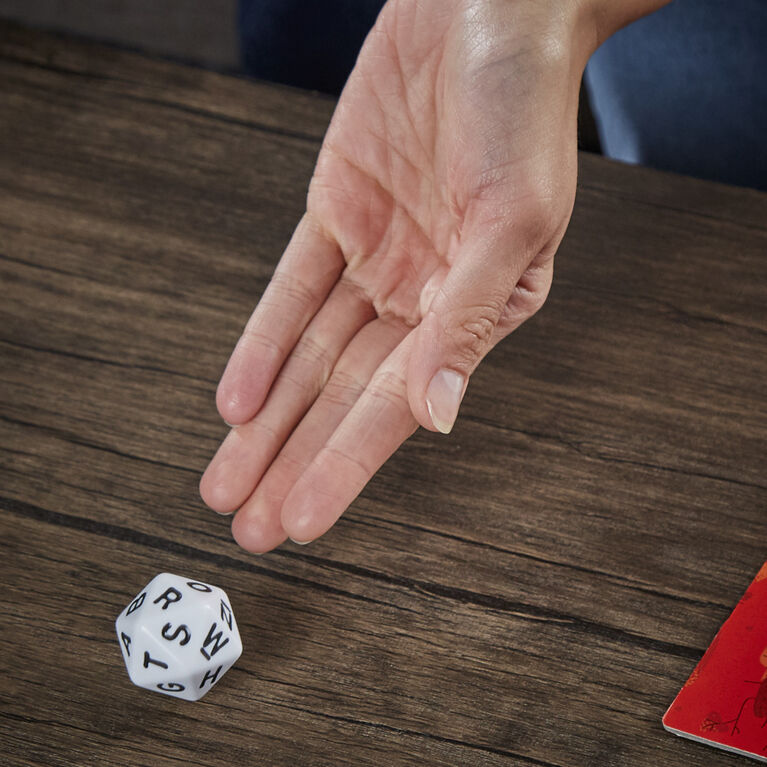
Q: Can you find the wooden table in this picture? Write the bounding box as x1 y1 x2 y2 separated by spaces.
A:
1 21 765 767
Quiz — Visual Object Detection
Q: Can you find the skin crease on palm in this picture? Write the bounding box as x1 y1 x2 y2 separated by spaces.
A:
200 0 670 553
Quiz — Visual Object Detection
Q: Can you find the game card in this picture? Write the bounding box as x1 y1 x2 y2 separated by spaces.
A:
663 561 767 762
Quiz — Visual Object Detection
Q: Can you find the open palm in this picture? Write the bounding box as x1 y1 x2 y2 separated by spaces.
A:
201 0 587 551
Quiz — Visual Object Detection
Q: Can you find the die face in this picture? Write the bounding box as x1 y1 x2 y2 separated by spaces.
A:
115 573 242 701
160 653 241 702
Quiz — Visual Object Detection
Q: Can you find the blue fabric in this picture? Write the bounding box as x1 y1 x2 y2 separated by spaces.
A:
239 0 767 190
238 0 385 95
584 0 767 191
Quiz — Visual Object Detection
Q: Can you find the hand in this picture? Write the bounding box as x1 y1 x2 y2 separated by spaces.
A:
201 0 597 552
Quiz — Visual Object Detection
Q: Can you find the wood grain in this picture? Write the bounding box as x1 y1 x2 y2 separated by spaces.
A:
1 20 766 767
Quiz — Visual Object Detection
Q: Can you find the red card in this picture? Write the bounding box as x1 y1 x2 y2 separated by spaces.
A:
663 561 767 762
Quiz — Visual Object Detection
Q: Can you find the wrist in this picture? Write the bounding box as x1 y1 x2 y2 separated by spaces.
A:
576 0 673 50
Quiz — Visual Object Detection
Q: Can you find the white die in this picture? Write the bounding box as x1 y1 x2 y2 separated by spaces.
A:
115 573 242 701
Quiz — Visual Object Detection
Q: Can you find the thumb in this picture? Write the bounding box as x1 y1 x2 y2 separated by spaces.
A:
407 231 534 434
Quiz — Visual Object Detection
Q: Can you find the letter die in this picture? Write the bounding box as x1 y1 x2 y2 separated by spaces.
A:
115 573 242 701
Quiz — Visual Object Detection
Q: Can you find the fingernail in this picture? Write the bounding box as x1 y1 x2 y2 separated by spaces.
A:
223 398 240 427
426 368 465 434
289 538 312 546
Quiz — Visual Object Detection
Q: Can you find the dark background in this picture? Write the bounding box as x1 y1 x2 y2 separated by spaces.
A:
0 0 602 151
0 0 241 70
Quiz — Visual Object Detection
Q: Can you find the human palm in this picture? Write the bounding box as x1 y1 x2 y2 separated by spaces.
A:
201 0 588 551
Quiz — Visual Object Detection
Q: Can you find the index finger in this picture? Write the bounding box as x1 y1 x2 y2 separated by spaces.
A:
279 332 419 544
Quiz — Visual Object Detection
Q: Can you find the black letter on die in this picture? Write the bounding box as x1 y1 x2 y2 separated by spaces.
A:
199 665 223 689
120 632 132 657
200 622 229 660
126 592 146 615
161 622 191 646
153 587 182 610
157 682 185 692
220 600 233 631
143 650 169 670
187 581 212 592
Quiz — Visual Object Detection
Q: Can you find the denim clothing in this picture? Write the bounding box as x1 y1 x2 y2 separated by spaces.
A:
584 0 767 191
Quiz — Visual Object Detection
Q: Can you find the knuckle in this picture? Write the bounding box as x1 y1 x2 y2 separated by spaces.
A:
324 445 372 478
292 334 326 365
517 258 554 313
275 338 330 401
290 334 333 384
277 367 321 402
531 277 552 313
268 271 321 308
527 288 548 315
516 284 549 319
449 301 504 362
463 311 497 345
337 274 371 306
274 335 339 403
248 418 280 444
322 369 366 408
499 260 554 332
240 327 284 359
367 370 409 408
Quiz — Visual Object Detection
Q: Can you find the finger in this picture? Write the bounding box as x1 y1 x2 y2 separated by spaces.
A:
217 213 345 425
407 221 548 434
200 275 375 513
497 249 554 335
279 332 418 545
231 317 409 553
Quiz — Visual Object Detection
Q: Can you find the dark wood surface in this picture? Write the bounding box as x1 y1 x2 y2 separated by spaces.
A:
1 20 766 767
